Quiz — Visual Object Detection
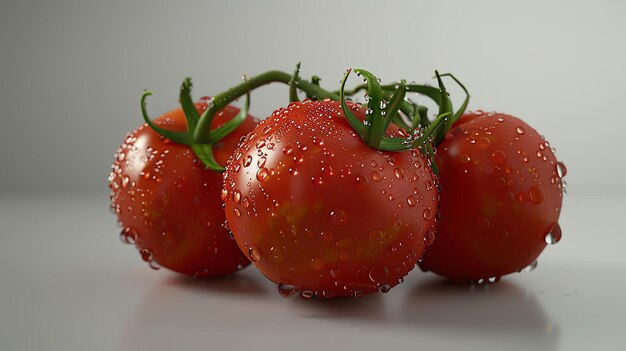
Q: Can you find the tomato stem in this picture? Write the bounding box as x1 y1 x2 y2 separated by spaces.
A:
193 70 339 144
289 63 301 103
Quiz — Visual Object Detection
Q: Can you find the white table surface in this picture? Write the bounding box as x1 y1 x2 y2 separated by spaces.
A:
1 191 624 351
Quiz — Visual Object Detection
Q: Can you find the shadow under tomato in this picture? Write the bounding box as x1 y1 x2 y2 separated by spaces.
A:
289 291 386 321
163 266 271 296
402 275 559 350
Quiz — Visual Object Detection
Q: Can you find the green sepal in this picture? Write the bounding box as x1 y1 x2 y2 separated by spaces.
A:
382 80 406 132
339 69 366 136
353 68 385 148
179 78 200 131
191 144 224 172
439 72 470 127
140 90 193 145
413 105 429 128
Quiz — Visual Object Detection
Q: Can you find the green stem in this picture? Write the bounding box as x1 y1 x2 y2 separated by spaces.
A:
194 71 338 143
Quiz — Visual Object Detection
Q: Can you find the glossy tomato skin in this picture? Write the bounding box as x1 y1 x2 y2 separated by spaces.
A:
419 111 565 282
222 100 438 298
109 102 256 277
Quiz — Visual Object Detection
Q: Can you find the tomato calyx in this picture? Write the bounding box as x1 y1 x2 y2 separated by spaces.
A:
339 68 457 174
141 67 340 171
141 77 251 171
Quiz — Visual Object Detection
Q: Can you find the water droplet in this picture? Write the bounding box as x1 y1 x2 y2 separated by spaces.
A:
391 241 403 253
310 257 324 270
516 126 526 135
528 186 544 204
256 168 269 182
488 276 499 283
406 195 417 207
244 155 252 167
119 228 136 245
256 139 266 148
393 168 404 179
257 156 267 168
379 284 391 293
354 175 369 190
521 260 538 272
330 209 348 225
423 207 433 220
248 244 261 262
148 258 161 270
278 282 297 298
556 161 567 178
312 136 324 146
461 154 471 163
283 146 294 155
122 176 130 188
424 230 435 245
329 269 341 278
140 248 153 262
233 208 241 217
478 137 491 149
371 171 382 182
545 223 562 245
299 290 314 300
491 150 507 164
232 190 241 204
368 264 389 284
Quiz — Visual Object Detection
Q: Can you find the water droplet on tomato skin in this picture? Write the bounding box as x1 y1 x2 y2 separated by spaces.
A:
371 171 382 182
119 228 137 245
354 175 369 190
256 168 269 182
299 290 314 300
283 146 294 155
393 167 404 179
424 229 436 246
278 282 297 298
528 186 544 204
310 257 324 271
520 260 538 272
243 155 252 167
368 264 389 284
423 207 433 220
248 245 261 262
556 161 567 178
406 195 417 207
545 223 562 245
491 150 507 164
329 209 348 225
516 126 526 135
148 258 161 270
379 284 391 293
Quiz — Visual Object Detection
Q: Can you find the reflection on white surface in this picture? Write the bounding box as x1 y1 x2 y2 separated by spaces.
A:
120 269 557 351
0 192 625 351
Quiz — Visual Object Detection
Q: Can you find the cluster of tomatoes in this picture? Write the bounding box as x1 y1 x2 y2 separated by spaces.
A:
108 67 566 299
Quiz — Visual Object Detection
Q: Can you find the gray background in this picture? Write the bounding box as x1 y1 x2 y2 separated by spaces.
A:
1 0 624 195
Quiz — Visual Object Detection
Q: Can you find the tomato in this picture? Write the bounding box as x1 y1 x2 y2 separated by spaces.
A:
109 101 257 277
419 111 565 282
222 99 439 298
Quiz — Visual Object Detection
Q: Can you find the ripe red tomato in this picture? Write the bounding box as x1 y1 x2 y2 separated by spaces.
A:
222 99 439 298
419 111 565 282
109 101 257 277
